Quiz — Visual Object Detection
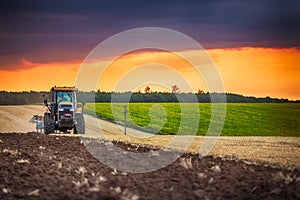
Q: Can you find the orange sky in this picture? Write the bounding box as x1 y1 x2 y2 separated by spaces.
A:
0 47 299 100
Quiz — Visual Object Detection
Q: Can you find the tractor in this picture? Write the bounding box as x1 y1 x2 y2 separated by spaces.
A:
43 86 85 134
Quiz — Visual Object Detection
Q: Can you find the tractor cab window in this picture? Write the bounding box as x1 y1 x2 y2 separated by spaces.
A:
57 91 74 103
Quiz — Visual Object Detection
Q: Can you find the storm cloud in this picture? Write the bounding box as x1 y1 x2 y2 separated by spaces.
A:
0 0 299 68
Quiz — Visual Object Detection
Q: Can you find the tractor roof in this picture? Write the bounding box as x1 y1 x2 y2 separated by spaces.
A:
51 86 78 92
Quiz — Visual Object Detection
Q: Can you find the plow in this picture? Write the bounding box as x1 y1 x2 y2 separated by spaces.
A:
29 115 44 133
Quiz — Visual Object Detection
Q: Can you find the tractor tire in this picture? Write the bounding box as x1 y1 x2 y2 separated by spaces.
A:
74 113 85 134
44 113 55 134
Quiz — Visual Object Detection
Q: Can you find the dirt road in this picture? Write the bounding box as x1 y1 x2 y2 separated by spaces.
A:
0 105 299 168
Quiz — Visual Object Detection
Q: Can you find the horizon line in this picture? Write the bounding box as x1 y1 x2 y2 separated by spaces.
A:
0 89 298 101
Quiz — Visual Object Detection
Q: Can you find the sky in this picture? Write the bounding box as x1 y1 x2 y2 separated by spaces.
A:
0 0 300 99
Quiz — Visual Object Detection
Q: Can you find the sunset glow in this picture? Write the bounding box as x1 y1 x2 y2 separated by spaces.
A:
0 60 80 92
0 48 299 100
208 48 300 100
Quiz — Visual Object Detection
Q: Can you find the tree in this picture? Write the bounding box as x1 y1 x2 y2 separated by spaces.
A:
171 85 180 93
144 86 150 93
197 89 204 94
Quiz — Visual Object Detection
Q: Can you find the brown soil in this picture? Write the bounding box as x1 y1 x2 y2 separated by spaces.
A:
0 132 299 200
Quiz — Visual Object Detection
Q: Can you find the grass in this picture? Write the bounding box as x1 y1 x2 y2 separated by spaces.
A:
85 103 300 137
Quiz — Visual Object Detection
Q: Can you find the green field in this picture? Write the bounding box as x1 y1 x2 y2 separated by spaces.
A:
85 103 300 136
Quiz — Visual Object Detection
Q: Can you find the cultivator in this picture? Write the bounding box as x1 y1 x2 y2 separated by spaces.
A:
29 115 44 133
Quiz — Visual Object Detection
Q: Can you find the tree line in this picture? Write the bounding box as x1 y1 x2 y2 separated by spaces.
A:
0 90 296 105
0 91 50 105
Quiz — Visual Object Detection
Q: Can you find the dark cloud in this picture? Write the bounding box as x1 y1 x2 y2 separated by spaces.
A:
0 0 299 69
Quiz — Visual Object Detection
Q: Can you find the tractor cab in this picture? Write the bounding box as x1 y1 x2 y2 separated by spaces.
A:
57 91 74 104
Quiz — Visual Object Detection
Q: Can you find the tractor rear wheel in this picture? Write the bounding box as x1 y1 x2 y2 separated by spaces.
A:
44 113 55 134
74 113 85 134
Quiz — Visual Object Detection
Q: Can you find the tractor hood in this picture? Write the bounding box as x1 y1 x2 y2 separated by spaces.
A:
58 101 74 111
59 101 72 105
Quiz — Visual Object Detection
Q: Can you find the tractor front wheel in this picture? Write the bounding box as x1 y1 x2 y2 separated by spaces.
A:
44 113 55 134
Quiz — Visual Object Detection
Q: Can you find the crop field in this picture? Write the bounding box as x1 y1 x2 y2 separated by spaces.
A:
85 103 300 137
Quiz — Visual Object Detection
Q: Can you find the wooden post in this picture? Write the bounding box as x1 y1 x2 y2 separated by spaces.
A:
124 105 127 135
